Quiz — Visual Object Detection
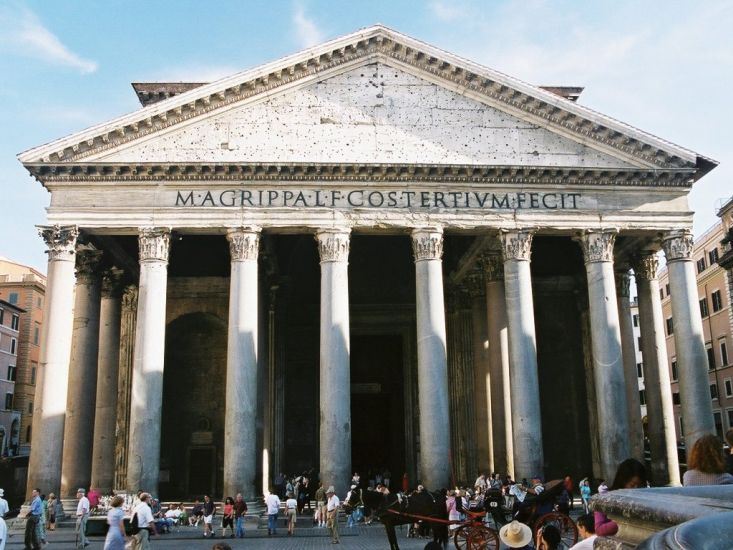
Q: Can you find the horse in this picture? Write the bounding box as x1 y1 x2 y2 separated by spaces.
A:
347 488 449 550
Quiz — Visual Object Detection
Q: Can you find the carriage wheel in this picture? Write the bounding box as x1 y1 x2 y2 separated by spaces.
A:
533 512 578 547
453 524 500 550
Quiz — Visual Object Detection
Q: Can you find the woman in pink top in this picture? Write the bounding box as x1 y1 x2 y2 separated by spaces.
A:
594 458 647 537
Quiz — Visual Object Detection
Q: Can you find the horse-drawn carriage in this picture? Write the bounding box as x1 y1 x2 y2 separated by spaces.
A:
346 480 577 550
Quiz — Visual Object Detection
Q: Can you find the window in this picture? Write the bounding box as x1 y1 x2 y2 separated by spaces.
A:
10 338 16 355
665 284 670 296
722 341 729 367
709 248 720 265
30 366 36 385
708 346 716 370
659 288 665 301
711 383 719 399
33 323 39 345
673 392 680 405
728 409 733 430
25 426 31 443
37 297 42 309
639 390 646 405
7 293 17 305
725 378 733 398
700 297 709 318
27 402 33 414
0 308 3 324
714 411 724 439
10 315 18 331
4 393 12 410
679 416 684 436
637 363 644 378
637 336 643 351
6 366 15 382
665 317 674 336
712 290 723 312
697 257 707 273
632 314 639 327
671 360 678 381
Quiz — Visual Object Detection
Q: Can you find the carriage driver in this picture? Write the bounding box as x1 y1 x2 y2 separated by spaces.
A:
509 478 544 516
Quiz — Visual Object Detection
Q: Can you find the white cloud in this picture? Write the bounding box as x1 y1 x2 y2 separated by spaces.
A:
430 1 467 22
0 4 97 74
292 3 324 49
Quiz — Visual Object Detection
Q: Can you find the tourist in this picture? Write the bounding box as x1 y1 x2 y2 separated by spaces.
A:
133 493 157 550
569 513 596 549
579 478 591 514
682 433 733 486
401 472 409 493
220 497 234 537
76 488 90 549
202 495 216 538
25 488 42 550
189 499 204 526
383 469 391 489
0 512 7 550
474 473 487 492
595 458 647 536
103 495 125 550
233 493 247 538
535 524 562 550
265 488 281 536
285 492 297 535
314 482 326 527
563 475 574 510
0 489 8 518
446 490 459 530
499 520 532 549
36 494 47 546
725 429 733 475
326 486 340 544
46 493 57 531
210 544 231 550
87 488 101 512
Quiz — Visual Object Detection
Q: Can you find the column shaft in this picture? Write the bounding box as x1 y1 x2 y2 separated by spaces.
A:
224 228 260 499
482 253 513 477
501 231 542 480
412 228 451 489
634 253 680 485
90 269 124 494
61 249 103 497
27 226 79 497
468 274 492 474
126 229 170 494
317 229 351 497
662 231 715 448
615 269 645 463
579 230 630 481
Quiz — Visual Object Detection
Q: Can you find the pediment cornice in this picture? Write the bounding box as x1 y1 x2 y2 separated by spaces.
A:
25 161 695 187
18 25 716 179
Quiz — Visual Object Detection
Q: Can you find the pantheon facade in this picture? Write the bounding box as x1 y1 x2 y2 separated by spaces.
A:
19 26 717 499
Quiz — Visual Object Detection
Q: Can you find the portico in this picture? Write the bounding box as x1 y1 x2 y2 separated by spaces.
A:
19 25 716 498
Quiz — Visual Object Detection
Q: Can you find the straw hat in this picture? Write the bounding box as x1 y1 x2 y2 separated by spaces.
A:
326 486 335 494
499 520 532 548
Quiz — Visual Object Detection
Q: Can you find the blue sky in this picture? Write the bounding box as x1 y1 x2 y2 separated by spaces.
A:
1 0 731 273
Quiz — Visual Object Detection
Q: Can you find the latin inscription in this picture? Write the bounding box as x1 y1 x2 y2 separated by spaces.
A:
175 189 582 210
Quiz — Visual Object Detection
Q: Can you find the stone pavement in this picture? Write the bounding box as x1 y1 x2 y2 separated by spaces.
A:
5 523 448 550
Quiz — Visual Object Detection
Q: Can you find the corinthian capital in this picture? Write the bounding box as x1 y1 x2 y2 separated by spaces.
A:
500 230 533 262
478 252 504 281
632 252 659 281
75 249 104 284
101 268 126 298
465 269 486 298
138 228 170 263
227 227 260 262
38 225 79 261
121 285 139 311
316 229 350 263
411 228 443 262
661 230 694 262
577 229 617 263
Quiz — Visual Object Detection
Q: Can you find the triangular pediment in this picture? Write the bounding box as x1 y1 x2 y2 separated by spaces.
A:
18 25 715 180
90 61 635 169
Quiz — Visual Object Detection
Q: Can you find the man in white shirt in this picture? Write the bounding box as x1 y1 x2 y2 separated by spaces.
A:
0 514 6 550
265 489 281 536
75 489 90 549
133 493 157 550
0 489 8 519
326 486 340 544
570 513 597 549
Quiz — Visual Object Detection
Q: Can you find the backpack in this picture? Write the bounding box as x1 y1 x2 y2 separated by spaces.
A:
130 512 140 534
